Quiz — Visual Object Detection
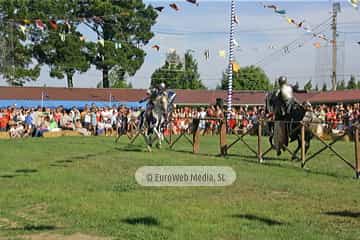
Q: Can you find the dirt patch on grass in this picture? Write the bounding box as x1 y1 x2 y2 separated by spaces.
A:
16 233 111 240
0 217 18 228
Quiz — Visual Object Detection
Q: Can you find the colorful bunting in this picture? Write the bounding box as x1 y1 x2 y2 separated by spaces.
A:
152 45 160 51
186 0 199 6
169 3 180 11
155 6 165 12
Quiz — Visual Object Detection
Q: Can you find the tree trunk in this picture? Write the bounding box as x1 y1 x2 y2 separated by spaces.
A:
103 67 109 88
66 73 74 88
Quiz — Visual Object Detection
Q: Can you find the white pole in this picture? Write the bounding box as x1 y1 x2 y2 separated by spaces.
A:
227 0 236 120
41 91 44 109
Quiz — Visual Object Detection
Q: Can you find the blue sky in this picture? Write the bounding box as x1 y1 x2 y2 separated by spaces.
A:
2 1 359 89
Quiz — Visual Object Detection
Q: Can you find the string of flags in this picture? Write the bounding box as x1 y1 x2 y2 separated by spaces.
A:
155 1 199 12
260 2 331 46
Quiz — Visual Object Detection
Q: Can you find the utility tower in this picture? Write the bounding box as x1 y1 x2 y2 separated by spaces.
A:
331 2 341 90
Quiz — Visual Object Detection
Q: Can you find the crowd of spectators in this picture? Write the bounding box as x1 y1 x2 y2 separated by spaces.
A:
0 102 359 139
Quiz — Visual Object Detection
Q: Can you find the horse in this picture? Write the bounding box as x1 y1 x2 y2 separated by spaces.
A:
141 94 169 151
265 91 314 160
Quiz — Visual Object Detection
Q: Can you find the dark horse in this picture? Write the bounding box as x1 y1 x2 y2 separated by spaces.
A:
265 92 312 160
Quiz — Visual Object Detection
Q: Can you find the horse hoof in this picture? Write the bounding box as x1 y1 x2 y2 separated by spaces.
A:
276 150 281 156
147 146 152 152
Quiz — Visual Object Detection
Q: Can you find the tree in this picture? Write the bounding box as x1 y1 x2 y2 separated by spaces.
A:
358 80 360 89
33 28 91 88
314 84 319 92
347 75 357 89
81 0 158 88
219 65 271 91
108 66 132 88
337 79 346 90
151 51 205 89
0 1 44 85
321 83 327 92
303 80 312 92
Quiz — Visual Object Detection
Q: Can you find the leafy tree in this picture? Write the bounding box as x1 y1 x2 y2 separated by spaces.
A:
0 1 44 85
321 82 327 92
314 84 319 92
337 79 346 90
108 66 132 88
303 80 312 92
219 65 271 91
151 51 205 89
81 0 158 88
33 28 91 88
358 80 360 89
347 75 357 89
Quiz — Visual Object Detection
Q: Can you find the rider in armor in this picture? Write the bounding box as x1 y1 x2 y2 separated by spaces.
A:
276 76 295 116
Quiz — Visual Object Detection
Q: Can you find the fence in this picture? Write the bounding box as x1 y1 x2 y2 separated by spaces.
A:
123 117 360 179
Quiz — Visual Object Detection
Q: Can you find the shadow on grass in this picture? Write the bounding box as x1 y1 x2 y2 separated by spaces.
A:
0 174 17 178
9 224 58 231
230 214 286 226
15 169 38 174
55 160 73 163
324 211 360 218
122 216 160 226
49 164 69 168
73 153 97 160
115 147 144 153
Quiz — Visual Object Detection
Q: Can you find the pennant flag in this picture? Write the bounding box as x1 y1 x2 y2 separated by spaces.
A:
59 33 66 42
98 39 105 46
232 39 239 47
23 19 31 25
231 61 240 72
49 20 58 30
169 3 180 11
298 20 305 28
18 25 26 34
265 5 278 10
204 49 210 60
186 0 199 6
35 19 45 30
218 50 226 58
349 0 359 9
357 41 360 45
233 15 240 24
313 42 321 48
155 6 165 12
274 9 286 15
152 45 160 51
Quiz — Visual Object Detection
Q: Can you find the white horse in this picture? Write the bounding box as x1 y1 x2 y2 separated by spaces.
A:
141 94 168 151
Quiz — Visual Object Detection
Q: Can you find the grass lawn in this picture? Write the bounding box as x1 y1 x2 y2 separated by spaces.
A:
0 135 359 240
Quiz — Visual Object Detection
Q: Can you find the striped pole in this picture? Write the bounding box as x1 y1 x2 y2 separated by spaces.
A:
227 0 236 120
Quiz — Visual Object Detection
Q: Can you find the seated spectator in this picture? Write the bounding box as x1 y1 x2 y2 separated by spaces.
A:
104 119 113 136
96 118 105 136
34 116 50 137
75 119 90 136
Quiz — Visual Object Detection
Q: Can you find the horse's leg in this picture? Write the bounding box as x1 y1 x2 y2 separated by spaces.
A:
292 137 301 161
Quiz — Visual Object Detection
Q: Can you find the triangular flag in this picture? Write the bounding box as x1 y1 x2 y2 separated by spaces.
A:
218 50 226 58
169 3 180 11
349 0 359 9
98 39 105 46
231 61 240 72
35 19 45 30
59 33 66 42
49 20 58 30
18 25 26 34
152 45 160 51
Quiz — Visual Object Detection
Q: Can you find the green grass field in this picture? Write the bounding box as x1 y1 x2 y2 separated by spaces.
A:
0 135 359 240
